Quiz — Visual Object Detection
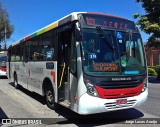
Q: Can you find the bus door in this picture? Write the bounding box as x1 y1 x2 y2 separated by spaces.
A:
57 28 72 105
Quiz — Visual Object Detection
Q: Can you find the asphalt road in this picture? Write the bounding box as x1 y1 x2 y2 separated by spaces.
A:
137 77 160 117
0 77 160 127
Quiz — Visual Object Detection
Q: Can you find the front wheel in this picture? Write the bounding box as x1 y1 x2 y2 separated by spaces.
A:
14 74 19 89
45 85 55 110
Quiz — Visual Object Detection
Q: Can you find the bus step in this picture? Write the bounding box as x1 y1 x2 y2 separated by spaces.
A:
59 100 70 108
58 98 64 101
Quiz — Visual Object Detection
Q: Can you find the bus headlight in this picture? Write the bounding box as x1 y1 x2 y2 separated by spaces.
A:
85 82 99 97
142 78 147 92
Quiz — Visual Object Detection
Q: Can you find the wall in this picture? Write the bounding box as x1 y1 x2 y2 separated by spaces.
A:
145 46 160 66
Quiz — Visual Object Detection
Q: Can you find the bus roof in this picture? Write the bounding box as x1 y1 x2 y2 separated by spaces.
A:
11 12 85 47
11 12 132 47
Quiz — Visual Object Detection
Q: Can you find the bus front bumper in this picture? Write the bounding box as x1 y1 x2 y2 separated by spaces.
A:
78 89 148 115
0 70 7 77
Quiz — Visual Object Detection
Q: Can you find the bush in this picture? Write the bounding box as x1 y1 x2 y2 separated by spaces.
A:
148 67 157 76
148 66 155 69
154 65 160 72
155 65 160 79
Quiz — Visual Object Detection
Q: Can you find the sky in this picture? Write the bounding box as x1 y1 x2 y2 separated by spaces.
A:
0 0 149 47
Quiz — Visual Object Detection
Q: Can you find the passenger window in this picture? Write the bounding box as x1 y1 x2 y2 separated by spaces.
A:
11 49 16 62
15 46 21 62
29 31 55 61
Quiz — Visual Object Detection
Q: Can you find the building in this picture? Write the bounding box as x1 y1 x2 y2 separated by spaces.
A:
145 45 160 66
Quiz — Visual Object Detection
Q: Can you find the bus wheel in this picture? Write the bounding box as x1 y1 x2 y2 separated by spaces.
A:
45 85 55 110
14 74 19 89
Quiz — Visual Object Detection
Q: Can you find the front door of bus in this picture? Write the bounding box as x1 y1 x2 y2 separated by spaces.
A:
57 29 71 102
58 27 78 106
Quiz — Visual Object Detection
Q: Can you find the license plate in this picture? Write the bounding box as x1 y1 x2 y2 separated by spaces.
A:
116 99 127 105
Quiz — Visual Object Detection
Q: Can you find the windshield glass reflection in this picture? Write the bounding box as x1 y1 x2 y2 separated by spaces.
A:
81 29 146 76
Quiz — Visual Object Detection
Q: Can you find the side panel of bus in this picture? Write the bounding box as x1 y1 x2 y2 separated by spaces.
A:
16 62 28 89
27 61 57 98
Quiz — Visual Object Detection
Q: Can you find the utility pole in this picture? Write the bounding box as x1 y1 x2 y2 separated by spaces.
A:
4 26 7 50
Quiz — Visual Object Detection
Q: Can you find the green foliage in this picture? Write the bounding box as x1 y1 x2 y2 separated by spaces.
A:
148 66 155 69
133 13 140 19
148 67 157 76
154 65 160 72
0 3 14 44
134 0 160 47
154 65 160 79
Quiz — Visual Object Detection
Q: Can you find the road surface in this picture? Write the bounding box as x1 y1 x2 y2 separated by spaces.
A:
0 77 159 127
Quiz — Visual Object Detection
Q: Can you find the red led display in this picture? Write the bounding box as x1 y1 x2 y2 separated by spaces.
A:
85 18 95 25
83 14 136 30
102 21 128 29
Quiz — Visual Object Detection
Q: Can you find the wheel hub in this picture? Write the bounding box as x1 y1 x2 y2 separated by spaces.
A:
47 91 53 103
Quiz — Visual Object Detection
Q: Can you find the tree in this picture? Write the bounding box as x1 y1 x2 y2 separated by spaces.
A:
134 0 160 47
0 3 14 50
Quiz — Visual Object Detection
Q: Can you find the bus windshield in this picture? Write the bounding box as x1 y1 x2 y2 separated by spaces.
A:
81 28 146 76
0 55 7 67
0 56 7 62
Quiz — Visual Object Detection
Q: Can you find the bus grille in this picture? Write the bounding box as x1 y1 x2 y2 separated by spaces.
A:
97 80 142 89
104 99 137 110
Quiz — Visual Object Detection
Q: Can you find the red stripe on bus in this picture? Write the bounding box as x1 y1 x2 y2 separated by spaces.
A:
51 71 55 84
0 66 7 72
24 36 30 41
95 83 143 99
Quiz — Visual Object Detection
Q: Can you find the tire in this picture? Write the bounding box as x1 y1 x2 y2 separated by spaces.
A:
14 73 19 89
45 85 55 110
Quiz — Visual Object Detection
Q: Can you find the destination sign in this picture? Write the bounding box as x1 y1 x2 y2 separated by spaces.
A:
93 62 119 72
82 14 136 30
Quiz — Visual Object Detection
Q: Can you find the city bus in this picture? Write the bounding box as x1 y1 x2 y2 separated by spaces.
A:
0 51 7 77
7 12 148 114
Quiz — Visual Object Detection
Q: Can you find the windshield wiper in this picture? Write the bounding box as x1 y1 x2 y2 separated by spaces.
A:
96 26 117 62
96 26 115 51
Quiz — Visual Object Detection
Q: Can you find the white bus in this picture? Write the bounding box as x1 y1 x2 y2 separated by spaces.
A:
7 12 148 114
0 51 7 77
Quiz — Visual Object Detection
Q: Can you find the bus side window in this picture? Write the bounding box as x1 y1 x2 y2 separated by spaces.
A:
46 48 54 60
11 49 16 62
15 45 21 62
21 45 24 61
24 45 30 62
